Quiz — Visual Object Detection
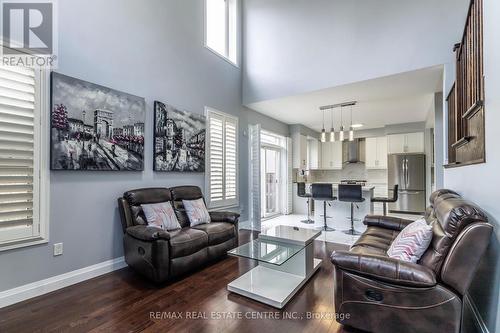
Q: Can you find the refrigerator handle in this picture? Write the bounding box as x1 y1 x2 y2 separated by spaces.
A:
405 157 409 189
402 157 407 189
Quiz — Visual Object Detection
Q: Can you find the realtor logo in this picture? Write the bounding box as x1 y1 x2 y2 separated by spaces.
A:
1 0 58 68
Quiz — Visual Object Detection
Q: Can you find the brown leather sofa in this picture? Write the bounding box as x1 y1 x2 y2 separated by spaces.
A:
117 186 239 283
331 189 493 333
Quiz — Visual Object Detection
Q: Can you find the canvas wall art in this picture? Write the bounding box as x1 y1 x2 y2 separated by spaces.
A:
154 101 206 172
50 73 146 171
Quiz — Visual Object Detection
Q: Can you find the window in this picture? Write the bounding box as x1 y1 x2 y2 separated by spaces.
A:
206 108 238 208
0 64 49 251
205 0 238 65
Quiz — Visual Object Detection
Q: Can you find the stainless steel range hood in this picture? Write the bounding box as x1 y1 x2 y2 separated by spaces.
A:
342 139 365 164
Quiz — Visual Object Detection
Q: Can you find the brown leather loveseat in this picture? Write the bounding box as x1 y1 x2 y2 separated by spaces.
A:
331 189 492 333
118 186 239 283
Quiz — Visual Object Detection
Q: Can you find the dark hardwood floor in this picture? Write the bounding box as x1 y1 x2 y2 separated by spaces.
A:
0 231 362 333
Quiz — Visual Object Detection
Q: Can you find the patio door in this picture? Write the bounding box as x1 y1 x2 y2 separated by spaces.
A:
261 147 281 218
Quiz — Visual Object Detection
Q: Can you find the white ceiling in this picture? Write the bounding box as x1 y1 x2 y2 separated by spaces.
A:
246 66 444 131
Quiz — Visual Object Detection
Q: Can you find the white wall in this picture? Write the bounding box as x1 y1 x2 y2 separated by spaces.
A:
242 0 469 104
443 0 500 331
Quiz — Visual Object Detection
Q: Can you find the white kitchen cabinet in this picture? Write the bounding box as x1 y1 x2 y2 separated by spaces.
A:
292 133 308 170
365 136 388 169
320 141 342 169
387 132 424 154
406 132 424 152
307 138 319 170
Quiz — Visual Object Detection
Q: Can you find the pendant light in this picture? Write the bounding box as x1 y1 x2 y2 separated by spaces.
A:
329 107 335 142
349 104 354 142
320 109 326 143
339 106 345 142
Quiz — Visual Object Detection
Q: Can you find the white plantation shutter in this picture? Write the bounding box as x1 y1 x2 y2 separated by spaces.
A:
248 124 261 231
206 109 238 208
224 117 237 200
0 66 39 244
208 113 224 203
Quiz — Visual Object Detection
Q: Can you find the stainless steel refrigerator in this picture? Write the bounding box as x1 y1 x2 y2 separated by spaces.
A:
388 154 426 214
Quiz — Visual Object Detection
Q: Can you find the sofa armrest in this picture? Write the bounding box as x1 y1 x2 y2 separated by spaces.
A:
126 225 170 242
330 251 436 287
209 211 240 224
363 215 414 231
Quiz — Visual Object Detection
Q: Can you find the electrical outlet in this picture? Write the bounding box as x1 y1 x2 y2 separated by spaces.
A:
53 243 63 256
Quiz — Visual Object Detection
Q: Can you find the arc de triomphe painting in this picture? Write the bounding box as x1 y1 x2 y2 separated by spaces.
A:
94 109 114 139
50 72 145 171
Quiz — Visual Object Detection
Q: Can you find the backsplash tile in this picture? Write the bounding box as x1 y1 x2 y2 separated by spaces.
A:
305 164 388 184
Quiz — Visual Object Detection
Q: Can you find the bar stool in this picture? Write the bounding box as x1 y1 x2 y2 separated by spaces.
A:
311 183 337 232
297 182 314 224
338 184 364 235
371 185 399 216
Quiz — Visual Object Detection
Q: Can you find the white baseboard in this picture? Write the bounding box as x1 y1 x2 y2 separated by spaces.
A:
465 293 490 333
0 256 126 308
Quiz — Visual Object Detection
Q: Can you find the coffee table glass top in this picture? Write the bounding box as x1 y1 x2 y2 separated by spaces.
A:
259 225 321 246
228 239 303 266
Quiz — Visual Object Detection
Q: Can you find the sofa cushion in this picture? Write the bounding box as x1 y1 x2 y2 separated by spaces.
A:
168 228 208 258
171 186 205 228
124 188 172 205
141 201 180 231
350 226 399 253
193 222 235 245
420 195 488 273
183 198 211 226
123 188 172 226
170 186 203 201
387 218 433 263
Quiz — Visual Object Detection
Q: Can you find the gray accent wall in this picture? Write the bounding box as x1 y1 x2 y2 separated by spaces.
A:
444 0 500 331
0 0 283 292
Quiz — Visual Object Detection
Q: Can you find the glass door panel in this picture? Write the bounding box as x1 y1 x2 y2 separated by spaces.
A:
261 147 281 218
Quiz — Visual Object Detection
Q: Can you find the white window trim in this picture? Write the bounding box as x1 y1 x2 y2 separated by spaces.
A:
205 107 239 209
0 46 50 252
203 0 240 68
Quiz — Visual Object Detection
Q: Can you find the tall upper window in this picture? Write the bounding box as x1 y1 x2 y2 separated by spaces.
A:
205 0 238 65
206 108 238 208
0 64 48 251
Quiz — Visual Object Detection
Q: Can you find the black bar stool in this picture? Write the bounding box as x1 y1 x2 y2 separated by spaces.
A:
371 185 399 216
338 184 364 235
372 184 399 216
311 183 337 232
297 182 314 224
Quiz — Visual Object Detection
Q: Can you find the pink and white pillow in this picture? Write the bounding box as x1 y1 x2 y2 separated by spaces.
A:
141 201 181 231
183 198 211 226
387 218 433 263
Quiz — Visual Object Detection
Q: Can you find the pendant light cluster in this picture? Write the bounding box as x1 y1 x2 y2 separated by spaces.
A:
320 101 357 143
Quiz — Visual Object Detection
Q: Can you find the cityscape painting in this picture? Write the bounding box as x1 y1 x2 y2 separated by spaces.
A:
50 73 146 171
154 101 206 172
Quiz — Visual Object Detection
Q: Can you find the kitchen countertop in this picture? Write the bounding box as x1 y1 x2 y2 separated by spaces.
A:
302 182 375 192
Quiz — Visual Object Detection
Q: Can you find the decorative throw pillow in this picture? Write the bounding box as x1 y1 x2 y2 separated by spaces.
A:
387 218 433 263
141 201 181 231
182 198 211 226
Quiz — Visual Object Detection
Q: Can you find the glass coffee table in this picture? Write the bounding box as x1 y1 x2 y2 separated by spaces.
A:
227 225 322 309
